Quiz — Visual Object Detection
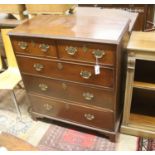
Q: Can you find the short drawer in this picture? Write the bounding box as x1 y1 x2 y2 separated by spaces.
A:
57 40 116 66
17 56 114 88
11 37 57 58
23 74 114 109
29 94 114 130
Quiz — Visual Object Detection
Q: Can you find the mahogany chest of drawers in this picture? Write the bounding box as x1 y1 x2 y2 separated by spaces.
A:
9 14 129 142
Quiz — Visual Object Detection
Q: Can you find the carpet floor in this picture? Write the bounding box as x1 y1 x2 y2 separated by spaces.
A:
137 137 155 151
0 88 149 151
38 122 116 151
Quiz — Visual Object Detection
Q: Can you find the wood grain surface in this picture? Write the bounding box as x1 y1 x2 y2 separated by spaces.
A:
29 94 114 130
9 14 129 44
9 13 129 142
127 31 155 51
22 74 114 109
0 132 37 151
16 56 114 88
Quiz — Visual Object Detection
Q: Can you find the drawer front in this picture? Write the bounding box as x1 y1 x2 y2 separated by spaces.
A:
11 37 57 58
23 75 114 109
17 56 114 88
57 40 116 66
29 94 114 130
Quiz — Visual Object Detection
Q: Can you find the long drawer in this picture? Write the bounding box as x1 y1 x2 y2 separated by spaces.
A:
29 94 114 130
11 37 57 58
17 56 114 88
57 40 116 66
22 74 114 109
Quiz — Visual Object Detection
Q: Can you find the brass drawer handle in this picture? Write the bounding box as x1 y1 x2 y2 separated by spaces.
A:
39 44 49 52
43 103 53 111
84 113 95 121
83 92 94 101
80 70 92 79
38 83 48 91
33 63 44 71
92 49 106 59
18 41 28 50
65 46 77 55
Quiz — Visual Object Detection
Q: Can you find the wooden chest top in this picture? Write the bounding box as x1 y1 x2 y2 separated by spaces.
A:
9 14 129 44
127 31 155 52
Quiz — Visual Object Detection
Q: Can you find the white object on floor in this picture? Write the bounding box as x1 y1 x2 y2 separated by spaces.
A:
116 134 138 151
0 147 8 151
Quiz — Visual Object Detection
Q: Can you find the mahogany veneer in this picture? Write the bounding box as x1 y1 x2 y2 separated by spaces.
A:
9 14 130 142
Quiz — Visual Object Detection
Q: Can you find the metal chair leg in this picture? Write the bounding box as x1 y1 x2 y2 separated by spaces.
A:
10 90 22 120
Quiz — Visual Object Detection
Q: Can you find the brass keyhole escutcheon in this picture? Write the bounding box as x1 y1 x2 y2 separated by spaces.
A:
57 63 63 70
62 83 67 90
43 103 53 111
82 45 88 53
